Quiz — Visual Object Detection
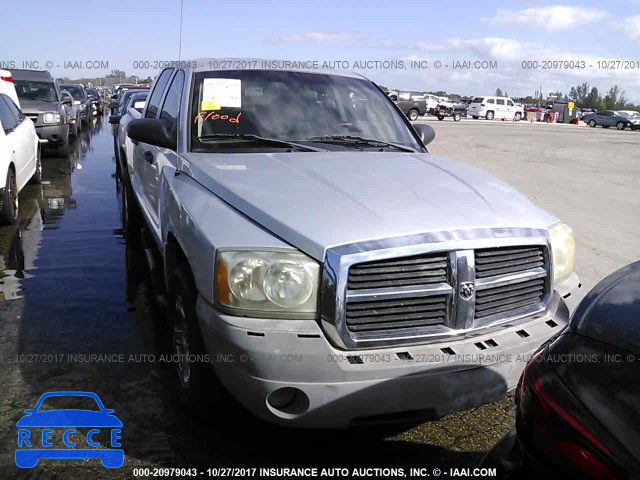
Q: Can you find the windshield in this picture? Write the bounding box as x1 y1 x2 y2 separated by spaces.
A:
190 70 422 153
87 88 99 96
14 80 58 102
61 85 86 100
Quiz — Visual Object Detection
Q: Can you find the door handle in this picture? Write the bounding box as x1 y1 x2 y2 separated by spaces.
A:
143 151 154 164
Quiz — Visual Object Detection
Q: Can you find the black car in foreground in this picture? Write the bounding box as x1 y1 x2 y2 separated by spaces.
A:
483 260 640 479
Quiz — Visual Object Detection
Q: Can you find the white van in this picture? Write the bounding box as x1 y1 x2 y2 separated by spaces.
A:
0 70 21 108
468 96 524 120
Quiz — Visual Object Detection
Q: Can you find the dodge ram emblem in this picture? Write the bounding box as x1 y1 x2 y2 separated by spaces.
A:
460 282 475 300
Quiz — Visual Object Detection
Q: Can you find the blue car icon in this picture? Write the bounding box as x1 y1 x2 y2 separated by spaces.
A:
16 391 123 468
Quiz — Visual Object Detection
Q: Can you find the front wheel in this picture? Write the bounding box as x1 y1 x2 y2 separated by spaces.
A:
407 109 419 121
29 145 42 184
453 113 461 122
514 112 522 121
485 111 495 120
616 121 626 130
168 264 225 416
588 119 596 128
438 116 444 121
0 169 18 225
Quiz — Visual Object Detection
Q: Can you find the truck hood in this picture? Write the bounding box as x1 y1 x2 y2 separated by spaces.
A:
180 151 557 261
19 99 60 114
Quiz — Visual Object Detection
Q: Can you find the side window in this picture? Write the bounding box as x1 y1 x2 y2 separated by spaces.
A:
0 94 20 132
145 69 174 118
507 100 514 106
159 70 185 132
486 98 495 104
496 99 505 105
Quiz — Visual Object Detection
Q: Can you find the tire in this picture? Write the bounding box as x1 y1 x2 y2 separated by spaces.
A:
453 113 461 122
0 168 18 225
472 116 479 119
437 116 444 121
70 117 79 138
514 112 522 120
616 121 625 130
56 140 71 157
120 167 143 238
29 145 42 184
485 111 495 120
167 263 225 415
588 119 596 128
407 109 419 121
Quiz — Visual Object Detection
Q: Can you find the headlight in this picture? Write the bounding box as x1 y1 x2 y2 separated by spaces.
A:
549 222 575 284
216 250 320 316
43 112 61 124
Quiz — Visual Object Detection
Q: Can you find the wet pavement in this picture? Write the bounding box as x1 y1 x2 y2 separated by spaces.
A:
0 117 512 479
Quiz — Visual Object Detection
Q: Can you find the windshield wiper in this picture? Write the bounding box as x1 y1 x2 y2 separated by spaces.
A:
306 135 417 152
199 134 326 152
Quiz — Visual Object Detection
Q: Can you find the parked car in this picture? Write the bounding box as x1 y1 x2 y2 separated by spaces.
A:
110 84 149 114
118 60 583 428
109 91 148 168
483 260 640 479
111 89 150 121
429 99 468 121
86 87 105 115
0 93 42 224
582 110 640 130
60 90 80 138
388 91 427 120
468 96 524 120
58 84 92 126
0 69 21 108
10 69 72 156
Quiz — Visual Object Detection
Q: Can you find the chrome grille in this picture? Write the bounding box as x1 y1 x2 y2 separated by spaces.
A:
347 252 447 290
323 231 552 349
345 294 448 332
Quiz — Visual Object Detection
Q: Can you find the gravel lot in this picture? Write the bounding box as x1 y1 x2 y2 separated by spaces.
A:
0 118 638 479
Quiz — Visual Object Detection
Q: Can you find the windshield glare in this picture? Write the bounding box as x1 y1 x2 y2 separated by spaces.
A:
14 80 58 102
190 70 422 152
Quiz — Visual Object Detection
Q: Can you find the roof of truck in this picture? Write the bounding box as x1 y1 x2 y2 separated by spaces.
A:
187 58 368 79
8 69 54 82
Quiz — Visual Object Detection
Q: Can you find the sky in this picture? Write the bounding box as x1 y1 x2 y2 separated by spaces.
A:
1 0 640 101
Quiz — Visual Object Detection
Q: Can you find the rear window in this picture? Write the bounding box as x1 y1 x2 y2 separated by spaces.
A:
472 97 484 103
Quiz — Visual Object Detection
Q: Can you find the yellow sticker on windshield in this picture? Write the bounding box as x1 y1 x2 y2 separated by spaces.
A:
200 101 221 111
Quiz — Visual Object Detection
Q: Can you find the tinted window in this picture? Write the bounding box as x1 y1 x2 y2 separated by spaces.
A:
486 99 495 104
472 97 484 103
145 69 174 118
0 94 20 131
496 99 505 105
507 100 514 106
14 80 58 102
159 71 185 132
61 85 86 100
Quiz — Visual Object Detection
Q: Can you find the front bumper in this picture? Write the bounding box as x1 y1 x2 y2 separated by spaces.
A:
197 274 583 428
35 124 69 146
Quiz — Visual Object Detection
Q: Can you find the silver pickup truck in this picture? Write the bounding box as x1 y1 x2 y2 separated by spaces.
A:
118 59 583 428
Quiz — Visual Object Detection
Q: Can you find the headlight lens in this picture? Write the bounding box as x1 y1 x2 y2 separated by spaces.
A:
549 222 575 284
43 112 61 124
217 250 319 316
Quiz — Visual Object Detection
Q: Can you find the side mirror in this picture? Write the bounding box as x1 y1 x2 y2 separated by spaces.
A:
413 123 436 146
109 114 122 124
73 100 81 106
126 118 176 150
62 97 72 105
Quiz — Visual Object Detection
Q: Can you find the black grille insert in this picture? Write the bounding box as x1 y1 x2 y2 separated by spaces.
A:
345 295 447 332
475 246 546 278
347 252 448 290
475 278 545 319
